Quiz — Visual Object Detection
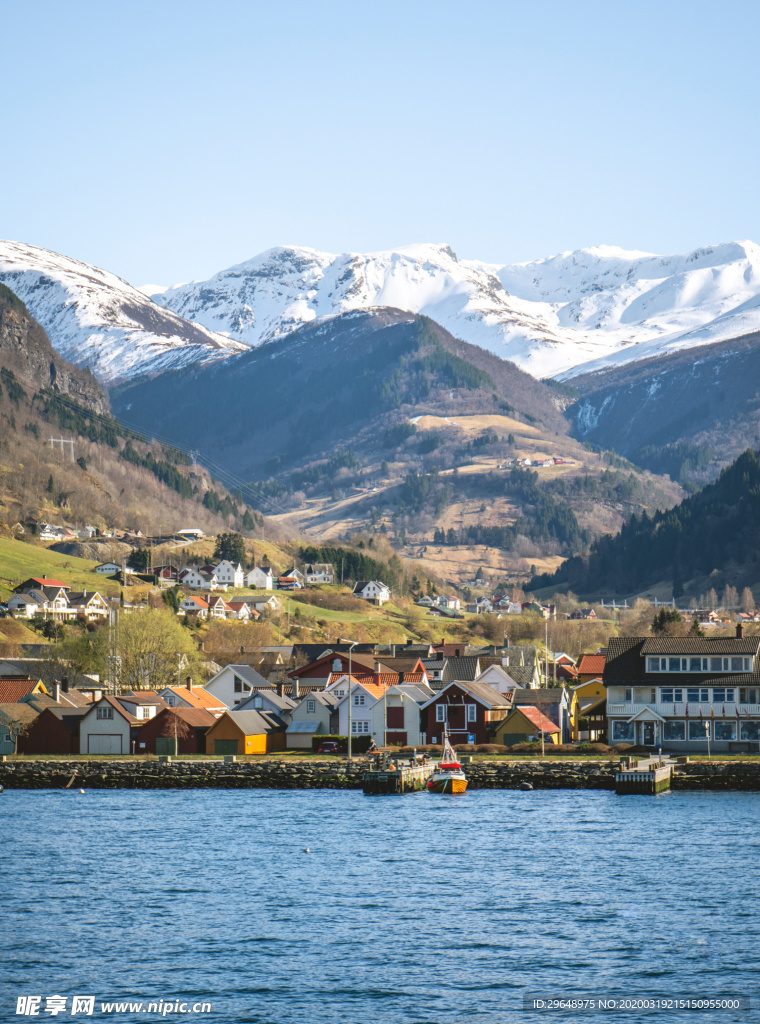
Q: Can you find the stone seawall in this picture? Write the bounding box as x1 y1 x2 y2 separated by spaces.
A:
2 758 760 791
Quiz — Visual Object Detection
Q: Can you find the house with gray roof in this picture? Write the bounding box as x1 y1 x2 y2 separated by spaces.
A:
203 663 272 708
286 691 338 748
604 628 760 752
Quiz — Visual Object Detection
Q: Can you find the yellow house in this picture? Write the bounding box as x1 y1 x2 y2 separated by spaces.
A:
572 677 607 703
572 679 607 741
493 706 561 746
204 710 286 755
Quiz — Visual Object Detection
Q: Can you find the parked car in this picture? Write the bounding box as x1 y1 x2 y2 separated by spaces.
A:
317 741 340 755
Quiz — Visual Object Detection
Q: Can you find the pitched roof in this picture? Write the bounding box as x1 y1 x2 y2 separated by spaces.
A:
146 706 216 728
0 678 44 702
511 705 561 734
604 635 760 685
222 709 284 734
578 654 607 675
165 686 227 710
236 690 297 711
512 687 566 705
0 702 40 727
422 679 511 709
88 695 138 724
25 577 70 589
117 693 167 707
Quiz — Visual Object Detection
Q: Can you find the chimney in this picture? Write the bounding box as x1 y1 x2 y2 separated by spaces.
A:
276 682 284 698
292 677 300 700
504 635 509 648
61 676 69 693
54 683 61 703
185 676 193 691
399 671 405 685
437 651 444 661
737 623 744 638
374 660 382 687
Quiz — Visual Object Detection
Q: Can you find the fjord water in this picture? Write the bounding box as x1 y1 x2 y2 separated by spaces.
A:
2 789 759 1024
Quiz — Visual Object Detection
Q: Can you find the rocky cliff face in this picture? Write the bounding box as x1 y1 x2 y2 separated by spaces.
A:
0 283 107 413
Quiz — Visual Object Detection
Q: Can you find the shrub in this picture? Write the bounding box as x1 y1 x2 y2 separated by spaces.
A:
508 742 541 753
290 590 366 613
415 744 443 755
454 744 476 752
578 742 611 753
475 744 508 754
613 743 635 752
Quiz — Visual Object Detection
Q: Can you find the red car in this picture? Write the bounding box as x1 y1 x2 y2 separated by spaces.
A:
317 741 341 755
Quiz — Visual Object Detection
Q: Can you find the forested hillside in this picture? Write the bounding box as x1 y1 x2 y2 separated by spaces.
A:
529 448 760 600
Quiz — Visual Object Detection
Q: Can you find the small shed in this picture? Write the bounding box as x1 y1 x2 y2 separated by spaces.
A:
204 710 287 755
493 705 561 747
137 706 216 755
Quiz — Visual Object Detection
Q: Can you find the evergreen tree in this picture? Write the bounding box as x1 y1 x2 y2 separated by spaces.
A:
214 532 246 564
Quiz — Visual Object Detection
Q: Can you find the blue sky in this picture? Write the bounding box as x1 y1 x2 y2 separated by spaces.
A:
2 0 758 286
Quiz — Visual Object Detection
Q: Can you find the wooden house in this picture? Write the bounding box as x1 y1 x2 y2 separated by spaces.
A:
79 695 138 754
20 706 89 754
420 680 511 745
493 705 561 746
136 706 216 754
203 710 287 755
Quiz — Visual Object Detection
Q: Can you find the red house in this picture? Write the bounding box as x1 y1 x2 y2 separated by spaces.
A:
21 706 88 754
421 681 511 745
136 706 216 755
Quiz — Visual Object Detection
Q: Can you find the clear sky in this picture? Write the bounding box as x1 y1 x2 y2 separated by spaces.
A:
3 0 759 287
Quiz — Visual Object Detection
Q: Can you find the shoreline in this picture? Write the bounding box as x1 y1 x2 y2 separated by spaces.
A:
3 758 760 791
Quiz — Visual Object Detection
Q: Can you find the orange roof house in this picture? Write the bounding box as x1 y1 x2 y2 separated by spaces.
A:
577 653 607 683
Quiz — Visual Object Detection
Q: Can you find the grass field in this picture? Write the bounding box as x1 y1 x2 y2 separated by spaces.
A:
0 536 118 602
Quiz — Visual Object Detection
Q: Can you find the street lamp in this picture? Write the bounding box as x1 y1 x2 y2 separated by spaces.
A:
346 641 358 759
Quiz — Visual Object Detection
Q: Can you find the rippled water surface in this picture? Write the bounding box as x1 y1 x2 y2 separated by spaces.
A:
2 788 760 1023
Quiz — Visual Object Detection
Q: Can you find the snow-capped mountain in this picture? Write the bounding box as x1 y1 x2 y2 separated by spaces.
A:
0 241 246 382
154 240 760 379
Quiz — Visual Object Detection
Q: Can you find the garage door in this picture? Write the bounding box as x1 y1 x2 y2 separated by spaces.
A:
88 734 122 754
214 739 238 755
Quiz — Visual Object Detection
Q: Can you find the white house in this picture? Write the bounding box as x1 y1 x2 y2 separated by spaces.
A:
179 567 224 590
475 663 521 697
305 563 335 585
245 566 273 590
352 580 391 606
7 592 45 618
334 680 388 738
226 601 252 621
245 594 282 614
286 692 337 748
214 560 244 587
94 561 122 575
204 664 272 708
368 684 433 747
79 696 137 754
180 596 209 619
283 567 306 586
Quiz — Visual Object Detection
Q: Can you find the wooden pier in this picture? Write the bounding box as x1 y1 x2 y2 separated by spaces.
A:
362 754 436 795
615 756 674 795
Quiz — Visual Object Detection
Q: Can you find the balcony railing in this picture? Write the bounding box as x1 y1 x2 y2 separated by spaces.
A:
607 702 760 716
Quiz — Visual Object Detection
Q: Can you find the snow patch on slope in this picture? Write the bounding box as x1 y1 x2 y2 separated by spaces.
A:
0 241 246 382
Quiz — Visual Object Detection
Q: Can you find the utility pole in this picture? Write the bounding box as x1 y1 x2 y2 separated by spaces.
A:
346 641 358 758
49 437 75 462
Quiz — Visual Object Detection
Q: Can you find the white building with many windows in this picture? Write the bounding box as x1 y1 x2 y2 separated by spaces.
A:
604 631 760 752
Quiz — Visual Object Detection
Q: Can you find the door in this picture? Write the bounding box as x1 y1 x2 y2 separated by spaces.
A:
88 734 122 754
643 722 655 745
214 739 239 755
156 737 175 755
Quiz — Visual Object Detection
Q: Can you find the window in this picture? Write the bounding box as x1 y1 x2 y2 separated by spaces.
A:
436 705 446 722
687 688 709 703
612 720 635 742
351 721 369 734
96 706 113 720
624 687 633 702
731 657 744 672
353 694 365 706
689 720 709 740
660 689 683 703
709 658 723 672
689 657 707 671
713 689 727 703
739 689 758 704
647 655 751 674
467 704 477 722
663 721 685 740
714 721 736 741
650 689 657 703
741 721 760 740
253 696 263 709
307 700 315 713
234 676 242 693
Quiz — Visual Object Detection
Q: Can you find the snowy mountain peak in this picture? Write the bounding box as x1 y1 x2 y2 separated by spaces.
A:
0 241 246 382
